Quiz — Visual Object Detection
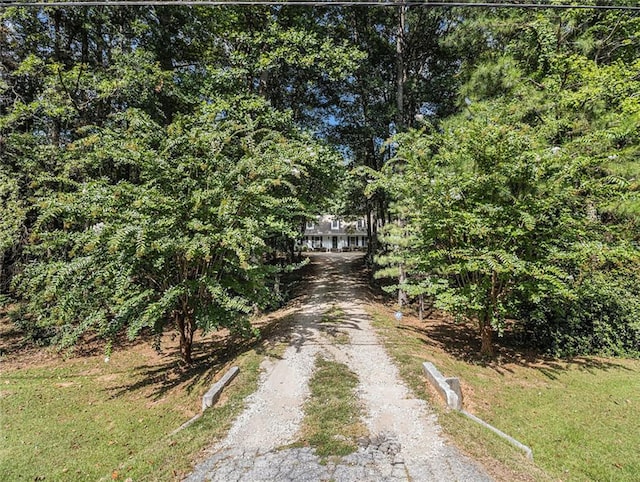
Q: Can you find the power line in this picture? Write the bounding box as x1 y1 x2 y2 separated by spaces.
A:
0 1 639 11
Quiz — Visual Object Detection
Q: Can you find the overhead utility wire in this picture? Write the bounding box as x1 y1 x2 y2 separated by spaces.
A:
1 1 640 10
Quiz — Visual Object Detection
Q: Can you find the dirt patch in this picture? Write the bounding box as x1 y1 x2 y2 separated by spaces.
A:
54 382 76 388
0 389 14 398
0 308 57 369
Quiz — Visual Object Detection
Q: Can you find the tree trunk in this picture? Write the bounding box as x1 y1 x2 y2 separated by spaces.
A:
366 205 373 259
479 312 495 357
397 263 408 307
176 312 194 364
370 209 379 259
396 216 408 308
480 270 500 357
396 5 406 127
274 274 281 299
394 7 408 306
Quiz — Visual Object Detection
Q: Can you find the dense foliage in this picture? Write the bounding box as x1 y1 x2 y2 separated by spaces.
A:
0 6 346 361
374 6 640 357
2 4 639 360
16 100 341 362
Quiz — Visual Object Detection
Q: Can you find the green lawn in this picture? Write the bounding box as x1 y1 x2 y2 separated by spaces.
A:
369 305 640 482
490 363 639 481
2 360 188 480
0 313 292 481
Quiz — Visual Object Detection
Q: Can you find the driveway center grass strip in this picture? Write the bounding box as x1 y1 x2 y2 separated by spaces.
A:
319 304 350 345
368 304 640 482
294 356 367 457
320 304 346 324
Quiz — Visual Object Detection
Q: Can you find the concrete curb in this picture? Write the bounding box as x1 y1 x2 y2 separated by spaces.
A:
169 366 240 437
421 361 533 460
169 413 202 437
202 366 240 411
422 362 461 410
460 410 533 460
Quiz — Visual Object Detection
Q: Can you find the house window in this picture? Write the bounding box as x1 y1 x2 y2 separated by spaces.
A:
361 236 368 247
357 219 365 230
306 221 314 229
331 219 340 230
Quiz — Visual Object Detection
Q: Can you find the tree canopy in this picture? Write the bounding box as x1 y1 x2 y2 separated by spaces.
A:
2 3 639 360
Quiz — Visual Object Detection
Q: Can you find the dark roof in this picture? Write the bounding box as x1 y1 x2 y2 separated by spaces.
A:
304 217 366 236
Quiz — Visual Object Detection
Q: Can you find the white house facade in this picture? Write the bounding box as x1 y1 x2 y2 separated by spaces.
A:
301 215 368 251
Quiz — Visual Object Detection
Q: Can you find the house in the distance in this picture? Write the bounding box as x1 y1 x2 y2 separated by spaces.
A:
301 215 368 251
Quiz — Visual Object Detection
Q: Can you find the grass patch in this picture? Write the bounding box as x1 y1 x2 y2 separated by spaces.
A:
0 315 292 481
294 356 367 458
104 349 265 481
331 332 351 345
0 348 264 482
319 304 350 345
320 304 345 324
368 304 640 482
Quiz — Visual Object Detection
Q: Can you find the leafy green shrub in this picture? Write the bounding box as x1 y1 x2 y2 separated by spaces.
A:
520 272 640 357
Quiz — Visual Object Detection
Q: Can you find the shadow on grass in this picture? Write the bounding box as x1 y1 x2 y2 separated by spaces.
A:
0 315 30 357
384 309 632 380
107 309 297 401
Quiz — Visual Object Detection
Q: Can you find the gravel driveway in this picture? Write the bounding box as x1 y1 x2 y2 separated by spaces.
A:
185 253 491 482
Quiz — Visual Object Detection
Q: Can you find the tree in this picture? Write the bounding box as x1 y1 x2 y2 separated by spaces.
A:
16 98 342 363
373 4 640 356
374 116 581 356
317 6 459 256
2 5 356 360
